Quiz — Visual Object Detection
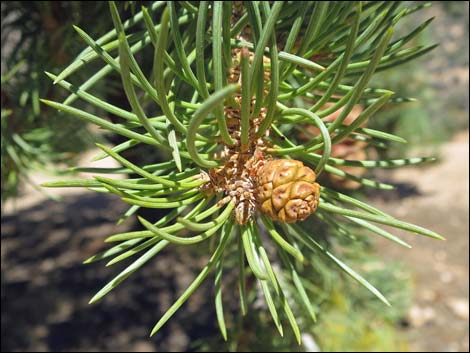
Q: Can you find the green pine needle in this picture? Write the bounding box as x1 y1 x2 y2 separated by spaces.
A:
39 2 444 344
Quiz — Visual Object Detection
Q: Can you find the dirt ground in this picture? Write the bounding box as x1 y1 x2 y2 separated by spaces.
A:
370 130 469 352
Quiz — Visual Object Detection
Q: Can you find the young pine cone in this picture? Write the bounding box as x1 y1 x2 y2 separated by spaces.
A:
257 159 320 223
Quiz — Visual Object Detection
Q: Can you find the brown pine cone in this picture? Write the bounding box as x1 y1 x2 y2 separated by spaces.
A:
257 159 320 223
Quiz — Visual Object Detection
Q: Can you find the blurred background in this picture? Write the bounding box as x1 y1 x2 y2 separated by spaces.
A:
1 2 469 352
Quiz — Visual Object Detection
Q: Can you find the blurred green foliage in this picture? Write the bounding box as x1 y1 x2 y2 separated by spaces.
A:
370 1 468 157
1 2 127 203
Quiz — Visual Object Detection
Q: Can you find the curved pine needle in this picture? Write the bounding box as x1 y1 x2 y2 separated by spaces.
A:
150 220 234 337
117 33 167 145
154 7 187 134
284 223 391 306
39 100 161 147
89 240 170 304
115 188 200 204
139 202 234 245
295 2 329 58
214 258 227 340
261 215 305 263
307 153 436 169
73 160 176 174
281 108 331 176
168 2 201 94
83 239 142 264
257 245 301 345
237 232 248 316
94 176 203 191
41 180 101 188
327 28 395 134
56 1 166 83
195 1 210 99
309 2 360 112
249 1 283 93
258 270 284 337
241 222 268 280
277 9 304 78
106 198 211 243
212 2 235 146
328 93 394 145
256 27 280 136
277 248 317 324
186 84 240 168
321 187 390 217
240 47 251 148
319 202 445 240
106 237 162 266
95 144 177 187
346 216 412 248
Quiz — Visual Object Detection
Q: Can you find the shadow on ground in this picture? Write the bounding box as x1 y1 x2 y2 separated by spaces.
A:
1 193 220 352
